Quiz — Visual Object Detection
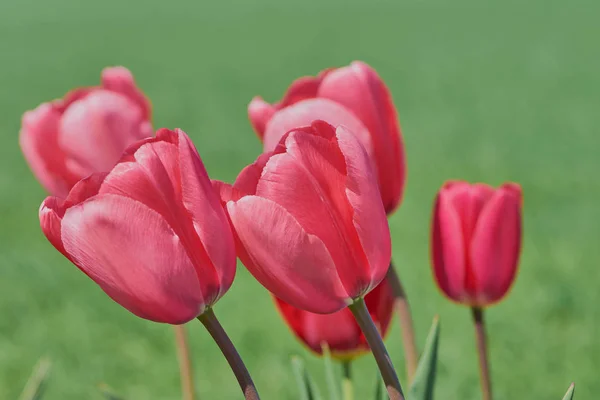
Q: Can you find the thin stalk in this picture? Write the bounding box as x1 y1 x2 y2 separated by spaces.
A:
341 361 353 400
471 307 492 400
173 325 195 400
198 309 260 400
349 297 404 400
386 261 419 382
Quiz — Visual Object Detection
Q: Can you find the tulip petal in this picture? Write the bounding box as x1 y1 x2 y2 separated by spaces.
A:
227 196 348 313
233 152 272 196
256 128 371 297
19 103 80 197
248 97 276 138
59 90 150 174
177 130 237 299
319 62 405 212
431 190 467 302
335 126 391 292
470 185 522 305
101 66 152 120
39 197 68 257
262 98 373 159
61 194 204 323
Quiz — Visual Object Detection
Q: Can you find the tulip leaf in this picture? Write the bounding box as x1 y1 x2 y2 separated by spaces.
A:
321 343 341 400
18 358 51 400
408 316 440 400
561 383 575 400
291 356 323 400
98 384 125 400
374 375 387 400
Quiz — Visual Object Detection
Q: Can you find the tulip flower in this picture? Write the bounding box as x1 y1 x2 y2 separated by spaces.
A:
248 63 418 380
20 66 153 198
248 61 405 215
217 120 404 399
431 180 523 400
39 128 235 323
39 128 260 399
275 278 394 358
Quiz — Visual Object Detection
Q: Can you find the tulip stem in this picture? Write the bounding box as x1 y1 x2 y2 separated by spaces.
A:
173 325 195 400
198 309 260 400
386 261 419 382
349 297 404 400
471 307 492 400
341 361 353 400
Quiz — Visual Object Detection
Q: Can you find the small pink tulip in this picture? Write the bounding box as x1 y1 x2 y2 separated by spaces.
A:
431 181 523 307
216 120 391 314
248 61 405 214
39 129 236 324
20 67 153 198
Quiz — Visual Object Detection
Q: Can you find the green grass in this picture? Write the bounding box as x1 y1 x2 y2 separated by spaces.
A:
1 0 599 398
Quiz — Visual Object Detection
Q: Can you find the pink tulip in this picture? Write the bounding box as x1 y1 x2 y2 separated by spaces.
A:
431 181 523 307
39 129 236 324
248 61 405 214
216 120 391 314
274 278 394 360
20 66 153 198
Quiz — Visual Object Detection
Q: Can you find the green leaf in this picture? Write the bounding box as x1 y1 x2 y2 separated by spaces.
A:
562 383 575 400
374 374 387 400
18 358 51 400
321 343 341 400
98 384 124 400
408 316 440 400
291 356 323 400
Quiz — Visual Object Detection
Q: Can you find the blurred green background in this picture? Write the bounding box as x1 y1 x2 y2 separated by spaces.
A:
1 0 598 398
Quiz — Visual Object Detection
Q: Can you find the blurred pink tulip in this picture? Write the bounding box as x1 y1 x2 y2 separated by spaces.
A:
39 129 236 324
431 181 523 307
275 278 394 360
20 66 153 198
248 61 405 214
215 120 391 314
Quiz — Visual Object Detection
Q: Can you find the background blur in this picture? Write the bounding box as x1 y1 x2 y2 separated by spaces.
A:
1 0 599 398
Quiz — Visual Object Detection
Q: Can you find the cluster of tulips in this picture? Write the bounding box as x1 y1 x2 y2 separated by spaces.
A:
18 62 572 400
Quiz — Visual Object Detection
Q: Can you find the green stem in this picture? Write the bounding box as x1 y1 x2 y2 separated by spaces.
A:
198 309 260 400
471 307 492 400
349 298 405 400
341 361 353 400
173 325 195 400
386 261 419 383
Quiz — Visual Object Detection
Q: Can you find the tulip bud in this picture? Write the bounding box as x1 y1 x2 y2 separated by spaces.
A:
217 120 391 314
39 129 236 324
248 61 405 214
431 181 523 307
20 66 152 198
275 279 394 360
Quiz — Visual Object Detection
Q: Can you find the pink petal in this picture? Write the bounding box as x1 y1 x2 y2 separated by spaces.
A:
319 62 405 213
61 194 204 324
101 66 152 121
19 103 80 197
278 73 327 108
233 152 272 196
248 97 276 138
177 130 237 300
39 197 68 257
227 196 348 314
431 189 468 302
256 128 370 297
212 180 243 205
262 98 374 160
334 126 391 293
59 90 151 174
470 185 522 305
